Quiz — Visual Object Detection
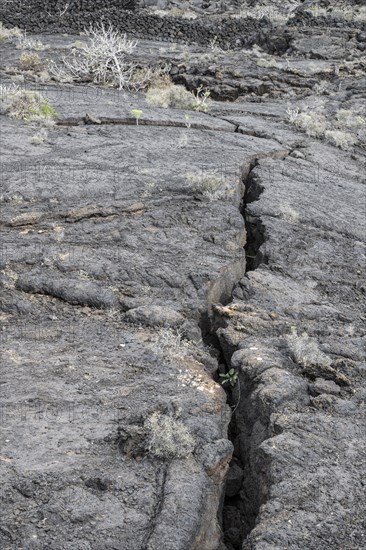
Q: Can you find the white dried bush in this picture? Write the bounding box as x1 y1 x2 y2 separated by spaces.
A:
286 328 331 369
155 327 192 359
49 23 137 89
286 107 299 124
145 412 195 459
313 80 329 95
234 4 293 23
208 36 232 54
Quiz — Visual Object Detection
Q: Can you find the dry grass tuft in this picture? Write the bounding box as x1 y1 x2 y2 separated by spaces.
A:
145 412 195 459
0 22 22 40
16 31 47 51
0 84 57 123
19 52 45 72
287 106 365 150
280 202 300 224
185 171 227 200
146 80 211 112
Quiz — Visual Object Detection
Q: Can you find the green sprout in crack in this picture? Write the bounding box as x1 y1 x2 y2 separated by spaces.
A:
220 368 241 413
219 368 238 387
131 108 143 125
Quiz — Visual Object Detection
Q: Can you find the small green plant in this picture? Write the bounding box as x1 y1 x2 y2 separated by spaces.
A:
219 367 241 413
184 112 191 128
181 50 191 62
131 108 143 125
219 368 238 387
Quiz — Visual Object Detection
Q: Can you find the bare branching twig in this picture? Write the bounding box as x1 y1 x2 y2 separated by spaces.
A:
49 23 138 89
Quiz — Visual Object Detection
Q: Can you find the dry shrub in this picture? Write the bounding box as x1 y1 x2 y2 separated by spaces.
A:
146 80 211 112
186 171 227 200
0 22 22 40
145 412 195 459
1 85 57 123
19 52 45 72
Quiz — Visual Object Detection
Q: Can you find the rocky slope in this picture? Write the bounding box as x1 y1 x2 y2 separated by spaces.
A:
0 3 365 549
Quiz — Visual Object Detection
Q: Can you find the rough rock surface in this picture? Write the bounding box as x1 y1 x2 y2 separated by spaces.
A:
1 3 365 550
217 142 365 550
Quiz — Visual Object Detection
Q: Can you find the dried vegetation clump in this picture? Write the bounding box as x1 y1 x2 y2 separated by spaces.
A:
19 51 45 72
145 412 195 459
0 84 57 123
287 107 365 150
185 171 228 200
0 22 22 40
146 78 211 112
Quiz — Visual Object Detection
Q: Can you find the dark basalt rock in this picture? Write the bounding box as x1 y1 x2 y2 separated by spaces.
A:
0 3 365 549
